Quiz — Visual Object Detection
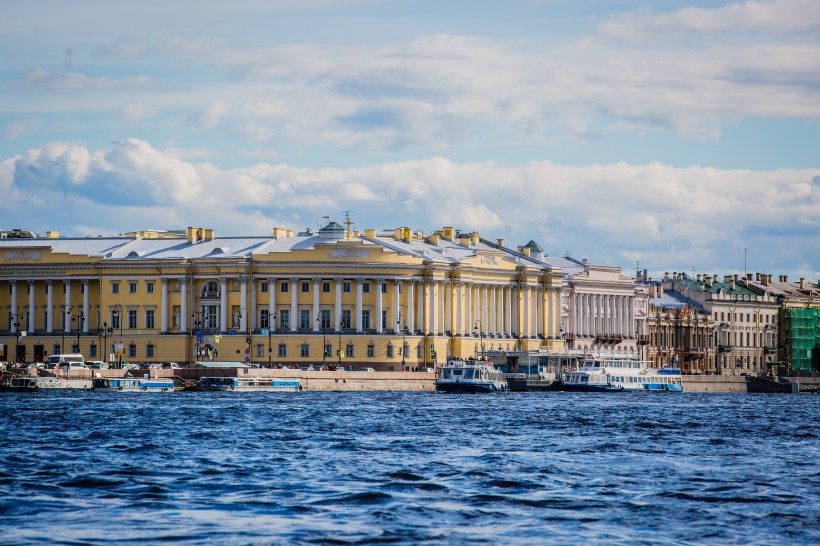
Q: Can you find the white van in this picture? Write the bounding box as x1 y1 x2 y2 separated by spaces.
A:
46 354 87 370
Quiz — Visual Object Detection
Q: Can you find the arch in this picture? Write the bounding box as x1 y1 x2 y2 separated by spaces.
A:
200 280 220 299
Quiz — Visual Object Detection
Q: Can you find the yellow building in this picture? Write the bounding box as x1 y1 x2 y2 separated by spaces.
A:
0 222 567 369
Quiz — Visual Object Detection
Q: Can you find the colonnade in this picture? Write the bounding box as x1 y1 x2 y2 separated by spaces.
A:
568 292 636 338
6 279 92 334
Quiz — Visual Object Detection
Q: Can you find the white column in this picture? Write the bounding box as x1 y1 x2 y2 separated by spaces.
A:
250 278 257 331
355 278 363 333
408 281 416 333
240 276 248 332
376 278 384 334
82 280 90 332
313 278 321 332
268 277 276 333
393 279 401 332
181 278 188 332
522 285 530 338
489 286 496 336
456 282 463 335
536 287 543 339
46 280 54 333
161 278 169 333
497 286 504 336
481 285 488 335
219 277 228 332
466 283 473 333
439 280 446 334
10 281 18 333
335 278 342 332
64 280 72 334
628 296 635 337
546 288 553 338
290 277 298 333
28 281 36 332
506 286 512 337
430 280 438 335
512 287 519 338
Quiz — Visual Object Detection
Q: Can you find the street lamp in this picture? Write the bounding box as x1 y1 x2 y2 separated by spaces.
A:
11 315 22 364
191 311 204 364
113 304 123 368
72 312 84 355
98 322 114 364
474 319 484 357
61 304 71 353
398 311 406 371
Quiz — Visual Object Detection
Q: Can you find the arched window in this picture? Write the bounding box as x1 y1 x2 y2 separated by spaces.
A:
201 281 219 298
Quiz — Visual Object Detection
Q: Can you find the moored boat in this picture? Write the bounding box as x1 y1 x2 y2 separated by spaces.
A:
92 378 175 392
435 358 509 393
197 377 302 392
562 355 683 392
0 376 39 392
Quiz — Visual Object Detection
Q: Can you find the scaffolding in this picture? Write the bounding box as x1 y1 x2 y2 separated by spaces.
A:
783 308 820 372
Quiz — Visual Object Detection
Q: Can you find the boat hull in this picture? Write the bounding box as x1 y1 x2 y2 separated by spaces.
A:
435 382 509 393
506 378 561 392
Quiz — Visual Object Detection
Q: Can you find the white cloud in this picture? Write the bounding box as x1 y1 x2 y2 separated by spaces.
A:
120 103 158 121
3 140 818 278
3 119 39 140
24 67 161 91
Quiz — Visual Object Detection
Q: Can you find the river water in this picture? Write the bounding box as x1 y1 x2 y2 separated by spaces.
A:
0 391 817 545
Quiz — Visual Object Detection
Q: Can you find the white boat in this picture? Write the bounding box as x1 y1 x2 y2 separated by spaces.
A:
562 355 683 392
1 375 92 391
92 378 175 392
435 358 509 393
197 377 302 392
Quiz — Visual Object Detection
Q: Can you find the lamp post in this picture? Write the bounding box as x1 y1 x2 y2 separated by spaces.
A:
98 322 113 364
12 317 21 364
398 311 406 371
191 311 203 364
61 304 71 353
338 326 342 369
72 312 84 355
474 319 484 357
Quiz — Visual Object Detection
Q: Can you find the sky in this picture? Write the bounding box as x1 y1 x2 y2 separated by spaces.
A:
1 0 818 280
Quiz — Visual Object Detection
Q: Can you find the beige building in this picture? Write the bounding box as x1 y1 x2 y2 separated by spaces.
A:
1 223 569 369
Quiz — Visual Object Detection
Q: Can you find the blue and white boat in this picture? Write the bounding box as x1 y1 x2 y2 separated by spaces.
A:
562 355 683 392
92 378 176 392
197 377 302 392
435 358 509 393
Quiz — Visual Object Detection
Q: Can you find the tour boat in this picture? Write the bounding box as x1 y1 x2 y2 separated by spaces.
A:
498 351 579 392
92 378 176 392
435 358 509 393
562 355 683 392
196 377 303 392
0 375 92 391
0 376 39 392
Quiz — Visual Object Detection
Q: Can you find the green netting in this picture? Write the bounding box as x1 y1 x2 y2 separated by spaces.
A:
784 308 820 371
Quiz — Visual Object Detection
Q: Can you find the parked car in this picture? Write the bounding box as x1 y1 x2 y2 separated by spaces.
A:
360 367 376 372
87 361 110 370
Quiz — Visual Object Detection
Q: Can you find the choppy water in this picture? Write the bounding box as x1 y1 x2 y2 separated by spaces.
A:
0 391 817 545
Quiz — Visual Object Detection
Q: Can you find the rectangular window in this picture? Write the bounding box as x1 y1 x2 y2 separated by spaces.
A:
417 345 423 358
146 310 155 329
112 282 120 294
255 344 264 357
89 344 97 358
322 282 331 293
343 282 351 293
280 282 289 293
128 310 138 329
146 344 155 358
341 309 351 329
128 343 137 358
299 309 311 329
362 282 370 293
367 344 375 357
324 344 332 358
301 281 310 293
26 284 30 295
300 343 310 357
112 312 121 330
381 283 387 293
382 310 388 329
278 343 287 357
44 284 49 295
129 282 137 294
320 309 332 329
260 309 270 329
386 345 394 358
361 309 371 330
261 281 268 293
80 283 84 294
346 344 354 357
146 282 154 294
279 310 289 329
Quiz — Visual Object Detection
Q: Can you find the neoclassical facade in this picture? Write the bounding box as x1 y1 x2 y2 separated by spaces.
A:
1 224 569 368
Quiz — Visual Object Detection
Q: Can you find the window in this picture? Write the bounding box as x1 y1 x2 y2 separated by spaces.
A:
128 310 138 329
320 309 331 329
301 281 310 293
299 309 311 329
44 284 49 295
381 283 387 293
386 345 394 358
341 309 351 329
361 309 371 330
343 282 351 293
80 283 84 294
255 344 264 357
146 282 154 294
300 344 310 357
278 343 287 357
417 345 423 358
363 282 370 293
146 344 155 358
367 344 375 357
145 310 155 329
89 344 97 358
26 284 30 295
129 282 137 294
260 310 270 329
112 312 121 330
280 282 289 293
382 310 388 329
322 282 331 293
346 344 354 357
261 281 268 293
112 282 120 294
279 310 290 329
324 344 332 358
128 343 137 358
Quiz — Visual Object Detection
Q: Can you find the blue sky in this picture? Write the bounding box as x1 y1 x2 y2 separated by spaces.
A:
1 0 818 280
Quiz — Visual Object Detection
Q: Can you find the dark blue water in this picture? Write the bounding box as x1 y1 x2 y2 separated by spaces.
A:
0 392 817 545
